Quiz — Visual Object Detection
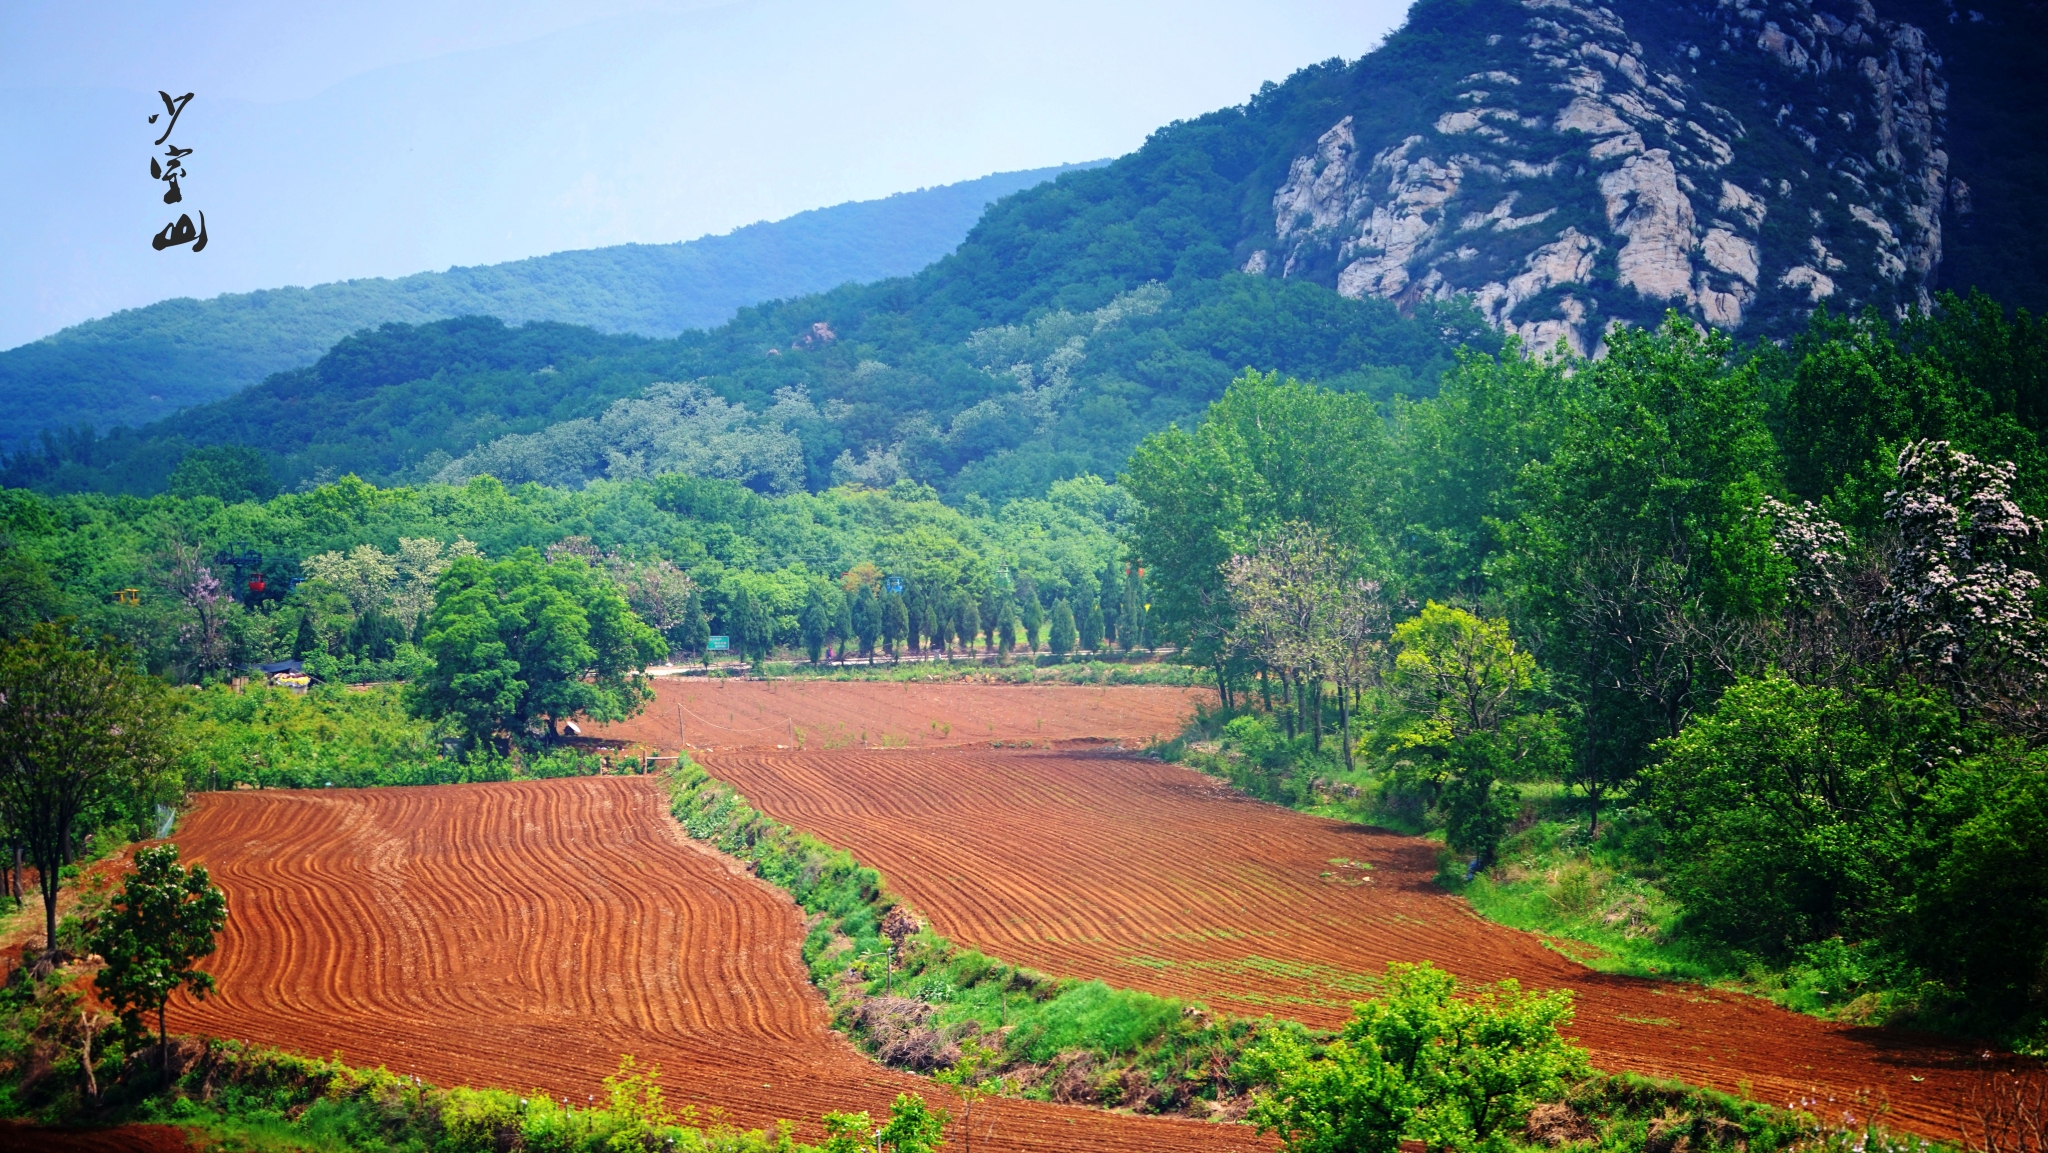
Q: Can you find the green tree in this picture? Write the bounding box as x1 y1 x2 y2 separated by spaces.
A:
90 843 228 1079
680 586 710 667
409 552 666 750
801 584 831 664
875 1092 948 1153
1048 599 1077 657
994 599 1019 657
1247 962 1586 1153
1496 317 1785 825
936 1039 1007 1153
1382 604 1559 868
0 540 59 640
1079 597 1104 652
727 585 775 665
820 1110 875 1153
167 445 278 503
0 624 177 952
1098 561 1122 646
960 601 982 657
1644 673 1950 956
833 588 855 662
291 611 320 659
1124 369 1389 663
855 586 880 660
1246 1027 1414 1153
1015 573 1044 654
883 592 909 662
601 1056 672 1153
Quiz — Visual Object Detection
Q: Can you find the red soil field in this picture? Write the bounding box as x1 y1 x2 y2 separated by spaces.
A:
701 747 1995 1142
170 777 1267 1153
0 1124 193 1153
588 676 1208 751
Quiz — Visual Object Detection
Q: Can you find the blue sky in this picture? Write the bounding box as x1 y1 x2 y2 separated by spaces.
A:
1 0 1409 350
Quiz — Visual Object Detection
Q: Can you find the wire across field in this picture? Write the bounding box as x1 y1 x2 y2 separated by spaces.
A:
700 747 1990 1142
588 677 1209 751
170 777 1267 1153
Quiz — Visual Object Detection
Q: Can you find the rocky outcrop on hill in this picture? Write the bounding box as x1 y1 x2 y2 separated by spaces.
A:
1240 0 1952 356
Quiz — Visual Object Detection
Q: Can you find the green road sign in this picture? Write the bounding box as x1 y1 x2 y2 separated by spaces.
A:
707 635 730 651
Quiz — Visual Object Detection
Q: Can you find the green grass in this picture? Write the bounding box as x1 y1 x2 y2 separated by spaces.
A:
0 1024 839 1153
664 758 1290 1112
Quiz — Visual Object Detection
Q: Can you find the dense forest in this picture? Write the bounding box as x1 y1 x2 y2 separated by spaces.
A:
2 281 1485 504
1131 292 2048 1049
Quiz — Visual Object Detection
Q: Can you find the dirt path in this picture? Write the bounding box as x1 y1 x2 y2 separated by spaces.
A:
701 747 1992 1142
170 778 1268 1153
585 677 1208 751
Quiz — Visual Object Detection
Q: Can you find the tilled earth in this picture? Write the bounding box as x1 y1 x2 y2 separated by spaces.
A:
700 745 1994 1142
588 675 1208 751
170 776 1268 1153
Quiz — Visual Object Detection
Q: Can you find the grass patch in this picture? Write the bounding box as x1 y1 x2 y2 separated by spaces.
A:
664 758 1292 1115
0 1010 892 1153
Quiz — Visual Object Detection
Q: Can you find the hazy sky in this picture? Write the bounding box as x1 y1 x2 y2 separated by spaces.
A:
1 0 1409 349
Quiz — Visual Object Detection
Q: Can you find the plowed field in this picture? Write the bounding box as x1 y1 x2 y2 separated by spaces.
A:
702 747 1989 1141
171 778 1265 1153
588 677 1206 751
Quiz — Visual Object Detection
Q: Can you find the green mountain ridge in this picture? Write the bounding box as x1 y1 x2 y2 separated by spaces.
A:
0 163 1099 446
6 0 2042 504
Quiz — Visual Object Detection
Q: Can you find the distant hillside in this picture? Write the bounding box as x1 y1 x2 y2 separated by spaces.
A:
11 0 2045 506
0 163 1096 447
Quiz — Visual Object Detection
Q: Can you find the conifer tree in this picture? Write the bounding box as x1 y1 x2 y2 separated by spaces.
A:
1016 573 1044 654
1121 566 1146 649
832 590 853 663
681 587 710 667
1049 599 1077 657
800 585 830 664
1099 561 1122 646
995 599 1019 657
961 602 983 656
882 593 909 662
855 586 880 660
1080 598 1104 652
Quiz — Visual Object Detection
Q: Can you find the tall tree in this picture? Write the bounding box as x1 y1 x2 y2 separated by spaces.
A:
1079 597 1104 653
801 584 831 664
854 586 880 661
680 586 711 667
0 625 177 953
1382 603 1560 868
832 589 854 662
994 599 1019 657
91 843 227 1080
960 601 982 657
409 552 666 750
1125 369 1389 662
1015 574 1043 654
882 593 909 662
1048 599 1077 658
1098 561 1122 647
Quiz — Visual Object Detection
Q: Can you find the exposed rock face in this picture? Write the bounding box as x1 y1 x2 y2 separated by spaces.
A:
1241 0 1951 355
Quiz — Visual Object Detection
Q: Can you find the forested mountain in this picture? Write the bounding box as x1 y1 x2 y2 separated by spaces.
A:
7 0 2042 503
0 164 1093 446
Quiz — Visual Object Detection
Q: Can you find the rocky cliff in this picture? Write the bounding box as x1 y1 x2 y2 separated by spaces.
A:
1238 0 1954 356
